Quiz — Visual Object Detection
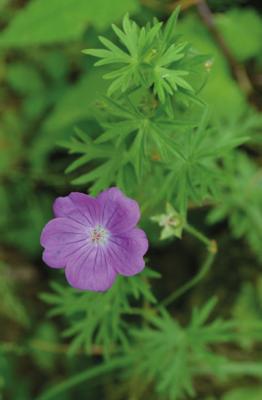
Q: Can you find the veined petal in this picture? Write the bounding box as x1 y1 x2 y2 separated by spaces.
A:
65 246 116 291
40 217 88 268
98 187 140 234
53 192 100 226
106 228 148 276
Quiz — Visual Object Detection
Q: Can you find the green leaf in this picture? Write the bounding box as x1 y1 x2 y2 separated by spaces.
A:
177 13 247 119
44 69 108 132
162 7 180 43
40 271 158 358
0 0 139 47
6 62 45 94
85 12 201 101
216 8 262 62
0 262 29 327
223 387 262 400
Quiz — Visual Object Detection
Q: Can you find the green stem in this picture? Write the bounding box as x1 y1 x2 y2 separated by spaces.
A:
184 223 211 247
160 251 215 308
124 307 150 317
160 222 217 307
37 357 129 400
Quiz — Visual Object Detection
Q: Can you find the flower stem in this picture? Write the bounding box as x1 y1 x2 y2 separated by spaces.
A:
160 251 215 308
185 223 209 246
160 223 217 308
185 223 217 253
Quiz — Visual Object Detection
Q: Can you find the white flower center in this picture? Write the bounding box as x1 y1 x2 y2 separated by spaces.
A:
89 224 109 246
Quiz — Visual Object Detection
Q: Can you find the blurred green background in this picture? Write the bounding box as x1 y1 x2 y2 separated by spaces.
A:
0 0 262 399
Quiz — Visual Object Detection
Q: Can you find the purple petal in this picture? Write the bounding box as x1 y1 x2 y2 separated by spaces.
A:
98 187 140 234
53 192 100 226
106 228 148 276
65 246 116 291
40 217 88 268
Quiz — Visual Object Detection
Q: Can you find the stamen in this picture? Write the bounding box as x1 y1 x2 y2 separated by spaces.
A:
89 225 109 246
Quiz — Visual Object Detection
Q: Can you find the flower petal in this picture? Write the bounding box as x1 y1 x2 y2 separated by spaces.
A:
98 187 140 234
40 217 88 268
53 192 100 226
65 246 116 291
106 228 148 276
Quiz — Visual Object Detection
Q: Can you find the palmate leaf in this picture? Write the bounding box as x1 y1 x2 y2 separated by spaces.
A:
124 299 230 399
61 128 129 195
100 97 198 159
159 110 248 214
123 298 262 400
40 269 160 358
63 97 199 189
84 9 202 102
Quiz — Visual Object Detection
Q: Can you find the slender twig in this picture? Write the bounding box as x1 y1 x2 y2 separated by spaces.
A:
196 0 253 96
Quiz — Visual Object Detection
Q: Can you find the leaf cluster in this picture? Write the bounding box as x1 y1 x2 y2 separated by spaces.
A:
207 152 262 261
124 299 262 399
84 9 202 103
40 269 159 358
62 9 252 222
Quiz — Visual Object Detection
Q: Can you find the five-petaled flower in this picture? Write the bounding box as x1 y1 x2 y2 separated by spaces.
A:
40 188 148 292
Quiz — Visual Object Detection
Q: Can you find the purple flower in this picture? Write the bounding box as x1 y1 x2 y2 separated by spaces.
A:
40 188 148 292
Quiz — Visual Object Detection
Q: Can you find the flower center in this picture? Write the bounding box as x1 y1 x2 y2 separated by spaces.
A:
89 224 109 246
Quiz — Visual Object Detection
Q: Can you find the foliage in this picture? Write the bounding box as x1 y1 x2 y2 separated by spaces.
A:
0 262 29 327
207 152 262 262
124 299 262 399
63 13 247 217
0 0 139 46
216 8 262 62
232 278 262 348
84 9 201 102
222 386 262 400
40 269 159 358
0 1 262 399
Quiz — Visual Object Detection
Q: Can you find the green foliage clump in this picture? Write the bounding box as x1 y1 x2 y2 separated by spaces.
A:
84 10 200 102
36 8 262 400
125 299 261 399
64 12 248 219
0 262 29 327
208 152 262 261
0 1 262 400
40 269 159 358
